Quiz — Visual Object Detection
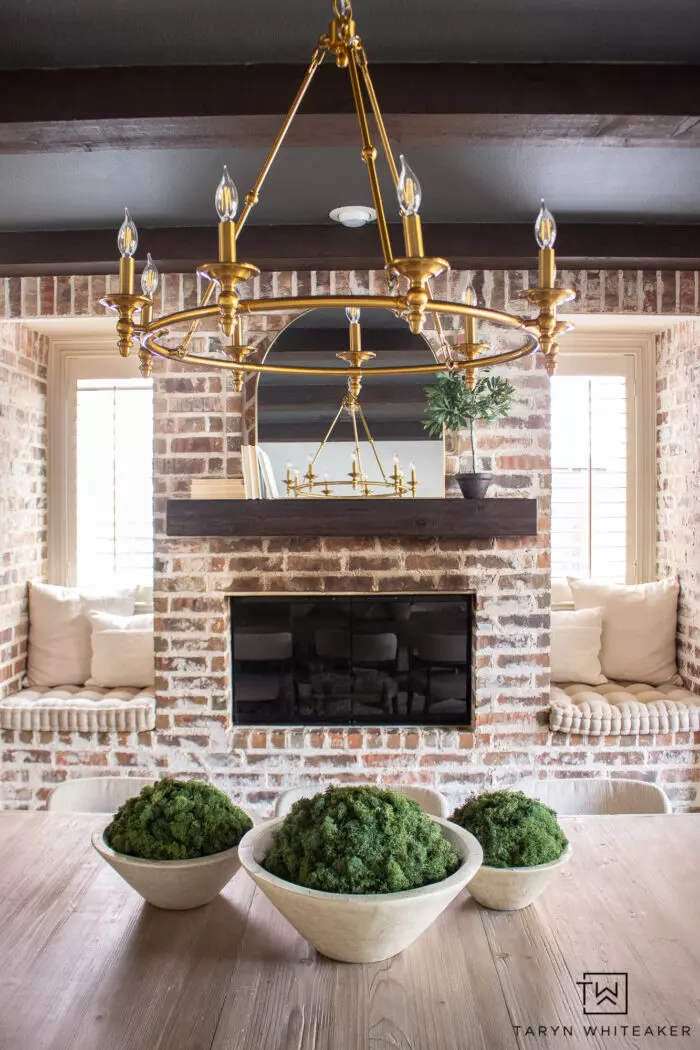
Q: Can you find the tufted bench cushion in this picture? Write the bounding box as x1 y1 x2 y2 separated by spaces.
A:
550 680 700 735
0 685 156 733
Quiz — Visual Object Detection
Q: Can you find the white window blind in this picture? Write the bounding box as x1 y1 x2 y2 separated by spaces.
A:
75 378 153 590
551 372 630 584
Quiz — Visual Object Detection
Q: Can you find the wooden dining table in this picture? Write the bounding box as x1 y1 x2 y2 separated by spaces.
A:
0 811 698 1050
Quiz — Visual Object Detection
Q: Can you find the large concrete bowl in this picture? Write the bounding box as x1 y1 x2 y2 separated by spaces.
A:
92 830 243 910
467 843 573 911
237 815 483 963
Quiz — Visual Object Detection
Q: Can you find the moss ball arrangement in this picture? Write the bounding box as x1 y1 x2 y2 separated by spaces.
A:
264 785 460 894
104 778 253 861
450 790 568 869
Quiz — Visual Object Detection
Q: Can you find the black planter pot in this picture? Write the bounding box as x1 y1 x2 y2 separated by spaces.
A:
455 472 492 499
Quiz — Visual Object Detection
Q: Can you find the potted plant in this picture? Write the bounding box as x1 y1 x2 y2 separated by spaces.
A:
449 789 571 910
423 370 515 498
92 777 253 910
237 785 483 962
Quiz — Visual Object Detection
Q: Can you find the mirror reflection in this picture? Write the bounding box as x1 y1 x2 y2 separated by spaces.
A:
255 307 444 498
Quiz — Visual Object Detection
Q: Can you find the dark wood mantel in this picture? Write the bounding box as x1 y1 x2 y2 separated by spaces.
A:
166 498 538 539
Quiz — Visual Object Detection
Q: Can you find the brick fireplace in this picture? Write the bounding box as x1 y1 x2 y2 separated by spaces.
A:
0 269 698 814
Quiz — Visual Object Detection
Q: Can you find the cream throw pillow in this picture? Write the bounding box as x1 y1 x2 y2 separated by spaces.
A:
87 611 154 689
27 582 136 686
551 608 607 685
568 577 679 684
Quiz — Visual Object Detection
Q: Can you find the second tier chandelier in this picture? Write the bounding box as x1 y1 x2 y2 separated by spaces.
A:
102 0 576 382
285 307 419 499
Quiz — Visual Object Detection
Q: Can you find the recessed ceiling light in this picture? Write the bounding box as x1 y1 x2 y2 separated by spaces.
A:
329 205 377 228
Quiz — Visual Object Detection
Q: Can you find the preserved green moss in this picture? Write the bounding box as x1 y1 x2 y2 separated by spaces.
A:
104 777 253 861
450 790 568 868
264 785 460 894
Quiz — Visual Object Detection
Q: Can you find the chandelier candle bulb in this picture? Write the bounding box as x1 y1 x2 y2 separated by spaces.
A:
216 167 238 262
464 281 477 344
397 155 424 258
536 200 557 288
117 209 138 294
141 253 159 298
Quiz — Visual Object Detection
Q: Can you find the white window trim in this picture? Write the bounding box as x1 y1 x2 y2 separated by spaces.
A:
554 331 656 586
48 338 146 586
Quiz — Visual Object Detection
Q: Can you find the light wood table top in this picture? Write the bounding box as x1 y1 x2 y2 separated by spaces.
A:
0 811 698 1050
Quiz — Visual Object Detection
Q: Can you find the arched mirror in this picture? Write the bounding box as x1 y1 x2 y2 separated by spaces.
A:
255 307 444 499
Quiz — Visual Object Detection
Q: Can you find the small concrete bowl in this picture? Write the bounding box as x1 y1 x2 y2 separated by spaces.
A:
467 843 573 911
92 830 243 910
237 815 483 963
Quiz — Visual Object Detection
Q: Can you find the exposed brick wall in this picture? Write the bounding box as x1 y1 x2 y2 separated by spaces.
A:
657 320 700 694
0 322 48 701
0 268 698 813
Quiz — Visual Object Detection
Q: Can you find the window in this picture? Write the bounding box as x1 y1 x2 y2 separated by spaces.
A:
49 342 154 589
75 379 153 589
550 335 654 587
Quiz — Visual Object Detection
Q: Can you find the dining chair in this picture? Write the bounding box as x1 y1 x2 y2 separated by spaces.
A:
313 629 400 716
47 776 155 814
233 631 297 719
408 633 469 715
513 776 672 814
274 783 448 818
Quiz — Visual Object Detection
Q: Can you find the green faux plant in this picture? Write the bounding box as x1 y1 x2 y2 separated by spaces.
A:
104 777 253 861
264 785 460 894
450 790 568 868
423 370 515 472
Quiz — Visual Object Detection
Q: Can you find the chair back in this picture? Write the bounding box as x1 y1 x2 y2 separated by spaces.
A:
315 630 397 664
47 776 156 814
275 783 448 818
514 776 672 815
416 633 467 664
235 632 293 661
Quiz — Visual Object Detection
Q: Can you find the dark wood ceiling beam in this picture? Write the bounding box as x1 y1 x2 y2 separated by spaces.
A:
2 223 700 277
258 421 431 443
1 64 699 153
259 384 428 409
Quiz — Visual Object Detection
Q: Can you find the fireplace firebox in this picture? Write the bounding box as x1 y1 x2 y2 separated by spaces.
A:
230 594 474 726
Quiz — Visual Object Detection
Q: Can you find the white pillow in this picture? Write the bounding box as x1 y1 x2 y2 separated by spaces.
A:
27 582 136 687
87 612 154 689
568 577 679 684
551 608 607 685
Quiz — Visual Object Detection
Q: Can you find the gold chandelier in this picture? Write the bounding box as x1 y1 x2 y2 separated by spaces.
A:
284 307 418 499
102 0 575 382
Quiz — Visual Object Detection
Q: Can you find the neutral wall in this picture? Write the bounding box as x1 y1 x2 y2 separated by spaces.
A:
0 322 48 699
657 320 700 694
0 269 698 813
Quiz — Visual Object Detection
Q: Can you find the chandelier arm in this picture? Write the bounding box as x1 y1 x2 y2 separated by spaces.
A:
356 45 400 186
142 329 540 375
349 403 366 482
346 47 394 267
357 401 389 481
176 279 216 356
311 399 346 470
239 294 531 327
360 48 455 366
235 42 329 237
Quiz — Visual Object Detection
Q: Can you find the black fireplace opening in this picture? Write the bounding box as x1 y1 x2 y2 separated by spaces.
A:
230 593 474 726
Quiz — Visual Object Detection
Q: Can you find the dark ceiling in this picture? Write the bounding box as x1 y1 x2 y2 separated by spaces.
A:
1 144 698 232
3 0 700 66
1 0 699 270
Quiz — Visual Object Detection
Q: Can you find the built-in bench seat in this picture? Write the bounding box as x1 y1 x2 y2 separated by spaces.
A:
0 685 156 733
550 680 700 735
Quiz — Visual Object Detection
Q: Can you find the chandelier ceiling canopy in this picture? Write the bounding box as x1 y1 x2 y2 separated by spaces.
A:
102 0 575 383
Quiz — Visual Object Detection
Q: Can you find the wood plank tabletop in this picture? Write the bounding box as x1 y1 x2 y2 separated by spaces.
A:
0 812 698 1050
